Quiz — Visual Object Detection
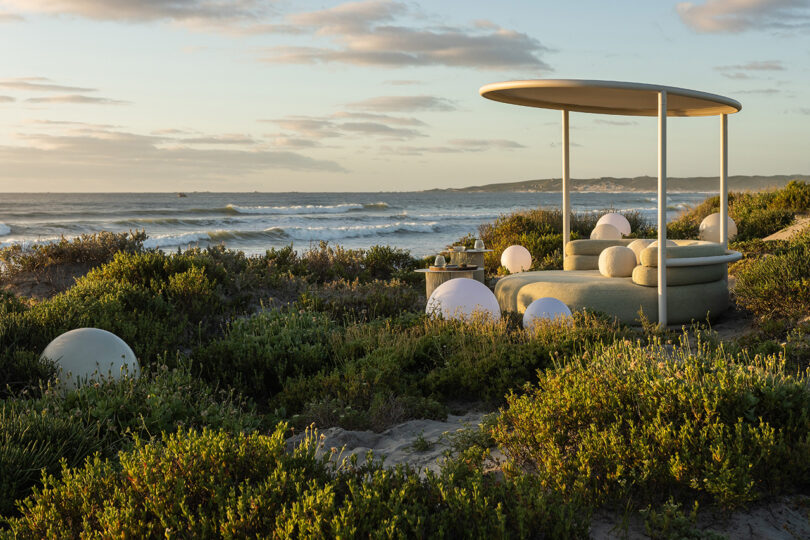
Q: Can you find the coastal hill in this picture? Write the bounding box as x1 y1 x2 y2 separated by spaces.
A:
434 175 810 193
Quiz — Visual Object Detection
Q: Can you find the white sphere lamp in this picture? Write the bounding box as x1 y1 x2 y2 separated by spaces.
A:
590 224 622 240
426 278 501 322
41 328 140 391
500 245 532 273
699 213 737 243
523 297 573 329
596 213 631 237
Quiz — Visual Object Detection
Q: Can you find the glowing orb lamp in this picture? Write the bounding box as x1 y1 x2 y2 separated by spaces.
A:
590 224 622 240
426 278 500 322
500 245 532 273
523 297 573 329
699 213 737 243
596 213 631 237
41 328 140 391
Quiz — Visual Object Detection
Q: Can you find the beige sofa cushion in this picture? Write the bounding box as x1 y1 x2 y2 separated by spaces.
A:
632 263 727 287
639 242 726 267
599 246 637 277
565 239 634 257
564 254 599 271
495 270 728 325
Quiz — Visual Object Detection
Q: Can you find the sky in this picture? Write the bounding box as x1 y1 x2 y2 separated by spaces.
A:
0 0 808 192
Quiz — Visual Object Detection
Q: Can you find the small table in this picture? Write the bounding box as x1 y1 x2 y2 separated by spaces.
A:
441 248 493 268
416 267 482 298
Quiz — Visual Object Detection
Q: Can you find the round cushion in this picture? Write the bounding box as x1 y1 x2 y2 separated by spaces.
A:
627 239 653 264
590 223 622 240
699 213 738 242
523 297 573 329
598 246 637 277
426 278 500 322
648 239 677 249
596 213 631 236
41 328 140 391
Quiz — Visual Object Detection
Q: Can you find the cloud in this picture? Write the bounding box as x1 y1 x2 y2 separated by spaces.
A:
594 119 638 126
734 88 780 94
676 0 810 33
346 95 457 112
265 110 430 142
0 127 344 187
381 138 525 155
260 0 550 70
1 0 269 23
25 94 129 105
180 134 257 145
331 111 426 126
0 12 23 22
715 59 786 78
0 96 15 103
0 78 95 92
339 122 424 139
447 139 526 150
385 79 422 86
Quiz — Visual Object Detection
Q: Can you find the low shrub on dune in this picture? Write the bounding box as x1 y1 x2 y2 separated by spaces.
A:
6 426 588 539
734 228 810 324
0 367 260 517
668 180 810 241
494 335 810 509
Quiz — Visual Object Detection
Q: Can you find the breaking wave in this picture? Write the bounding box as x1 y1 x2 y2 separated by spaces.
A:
0 223 10 236
225 202 389 215
140 221 438 249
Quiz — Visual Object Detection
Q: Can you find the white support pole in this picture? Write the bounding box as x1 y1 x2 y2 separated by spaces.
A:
720 114 728 250
657 91 668 327
562 110 570 264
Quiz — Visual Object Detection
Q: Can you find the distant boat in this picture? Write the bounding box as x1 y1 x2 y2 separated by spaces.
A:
177 192 187 198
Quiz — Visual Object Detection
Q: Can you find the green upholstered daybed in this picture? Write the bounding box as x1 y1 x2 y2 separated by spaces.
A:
496 239 740 325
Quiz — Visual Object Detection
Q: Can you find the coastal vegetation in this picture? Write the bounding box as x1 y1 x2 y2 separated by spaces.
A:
2 181 810 536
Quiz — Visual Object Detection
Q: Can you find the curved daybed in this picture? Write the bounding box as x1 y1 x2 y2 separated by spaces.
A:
480 79 742 326
496 239 742 324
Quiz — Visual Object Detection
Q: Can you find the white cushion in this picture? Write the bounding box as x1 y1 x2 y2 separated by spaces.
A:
598 246 637 278
590 224 622 240
627 239 653 264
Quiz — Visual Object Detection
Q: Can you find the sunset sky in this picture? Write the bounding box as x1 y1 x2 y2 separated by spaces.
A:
0 0 808 192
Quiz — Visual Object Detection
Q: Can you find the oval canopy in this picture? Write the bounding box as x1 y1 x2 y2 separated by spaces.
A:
479 79 741 117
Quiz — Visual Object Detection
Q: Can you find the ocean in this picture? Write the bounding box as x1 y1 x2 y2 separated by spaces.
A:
0 191 711 258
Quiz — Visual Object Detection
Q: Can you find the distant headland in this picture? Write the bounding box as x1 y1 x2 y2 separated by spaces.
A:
430 175 810 193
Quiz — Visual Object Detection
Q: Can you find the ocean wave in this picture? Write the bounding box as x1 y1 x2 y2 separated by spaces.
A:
140 221 437 249
225 202 389 215
0 223 10 236
284 221 439 241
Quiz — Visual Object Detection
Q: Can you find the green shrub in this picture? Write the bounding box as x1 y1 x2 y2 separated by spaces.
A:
734 230 810 323
297 278 421 322
7 426 588 538
494 336 810 509
192 310 339 401
0 231 146 280
271 312 625 430
475 209 651 273
668 180 810 242
0 367 260 517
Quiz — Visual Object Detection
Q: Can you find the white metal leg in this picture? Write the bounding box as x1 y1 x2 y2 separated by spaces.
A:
720 114 728 250
562 110 570 263
658 91 668 327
